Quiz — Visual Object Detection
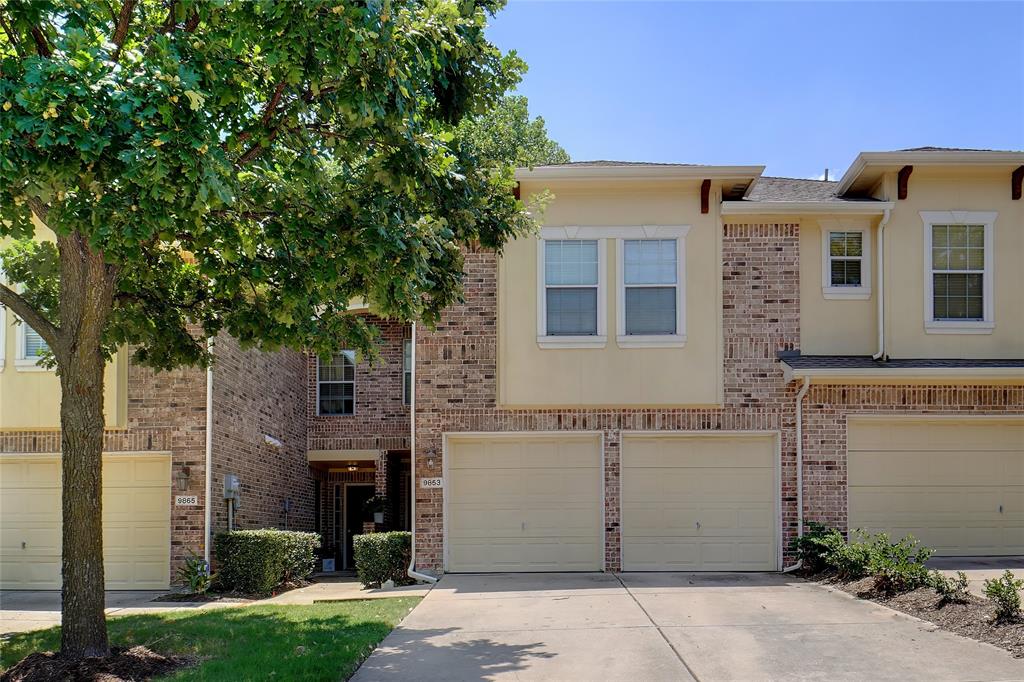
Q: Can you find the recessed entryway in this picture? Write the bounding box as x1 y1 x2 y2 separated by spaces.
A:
444 433 603 572
620 433 778 571
848 417 1024 555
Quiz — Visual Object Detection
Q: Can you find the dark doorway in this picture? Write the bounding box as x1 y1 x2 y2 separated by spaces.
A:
343 484 374 570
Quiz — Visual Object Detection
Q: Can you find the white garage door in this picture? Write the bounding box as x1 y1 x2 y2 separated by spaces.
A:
0 453 172 589
446 434 603 572
848 418 1024 556
622 434 778 571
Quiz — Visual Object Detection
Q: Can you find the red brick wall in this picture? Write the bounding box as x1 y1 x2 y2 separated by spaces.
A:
210 334 313 535
306 315 410 452
414 226 803 573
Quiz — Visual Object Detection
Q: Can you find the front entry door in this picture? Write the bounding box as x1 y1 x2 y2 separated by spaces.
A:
344 485 375 570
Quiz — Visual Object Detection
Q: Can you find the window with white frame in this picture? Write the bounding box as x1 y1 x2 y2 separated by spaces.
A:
402 338 412 406
925 209 995 331
622 239 678 335
317 351 355 415
541 239 601 338
15 322 51 369
921 211 995 333
819 221 871 300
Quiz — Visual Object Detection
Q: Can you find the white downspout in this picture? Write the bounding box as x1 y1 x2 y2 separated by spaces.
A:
203 337 214 564
782 376 811 572
406 321 437 584
872 209 891 360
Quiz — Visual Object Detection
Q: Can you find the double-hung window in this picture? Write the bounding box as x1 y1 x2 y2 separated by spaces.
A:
317 351 355 415
820 221 871 300
15 322 50 370
538 238 606 347
616 230 687 347
922 212 995 333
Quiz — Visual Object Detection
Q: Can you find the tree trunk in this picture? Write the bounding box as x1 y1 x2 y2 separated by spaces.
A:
59 346 110 659
56 233 116 660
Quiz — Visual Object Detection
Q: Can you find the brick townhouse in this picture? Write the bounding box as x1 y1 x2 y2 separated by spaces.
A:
1 147 1022 589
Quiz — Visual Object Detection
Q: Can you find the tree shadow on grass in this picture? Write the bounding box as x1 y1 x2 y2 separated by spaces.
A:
2 599 420 681
354 627 556 681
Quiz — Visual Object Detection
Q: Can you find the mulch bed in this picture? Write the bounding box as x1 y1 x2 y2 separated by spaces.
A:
1 646 191 682
828 576 1024 658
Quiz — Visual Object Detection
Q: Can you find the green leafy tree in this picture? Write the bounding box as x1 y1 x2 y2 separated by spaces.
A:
0 0 535 659
459 94 568 166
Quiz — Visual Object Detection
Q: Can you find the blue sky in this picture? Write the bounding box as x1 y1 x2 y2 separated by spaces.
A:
486 1 1024 179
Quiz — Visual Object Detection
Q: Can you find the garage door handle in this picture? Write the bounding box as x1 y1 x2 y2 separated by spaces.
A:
522 522 526 531
695 521 701 530
21 541 26 549
1000 505 1004 514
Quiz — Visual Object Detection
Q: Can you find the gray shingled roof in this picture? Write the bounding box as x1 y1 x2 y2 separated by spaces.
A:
532 160 701 168
744 176 886 203
779 354 1024 370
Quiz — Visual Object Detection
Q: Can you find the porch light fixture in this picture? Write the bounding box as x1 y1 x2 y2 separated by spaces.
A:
174 465 192 491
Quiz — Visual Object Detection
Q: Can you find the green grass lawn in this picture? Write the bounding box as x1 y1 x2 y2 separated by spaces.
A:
0 597 420 681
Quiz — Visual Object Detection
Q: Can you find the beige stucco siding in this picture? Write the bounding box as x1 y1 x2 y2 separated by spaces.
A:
498 181 722 407
882 169 1024 359
799 217 878 355
1 228 128 429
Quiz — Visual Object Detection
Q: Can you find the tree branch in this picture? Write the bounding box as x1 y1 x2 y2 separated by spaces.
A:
0 283 61 349
110 0 138 62
0 13 24 58
30 25 51 57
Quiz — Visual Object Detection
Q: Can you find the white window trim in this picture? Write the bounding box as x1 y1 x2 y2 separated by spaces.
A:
316 352 356 416
820 219 872 300
536 228 608 349
615 226 690 348
14 319 52 371
921 210 996 335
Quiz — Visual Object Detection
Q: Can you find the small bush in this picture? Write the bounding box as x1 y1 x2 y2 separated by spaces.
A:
214 529 321 595
176 551 214 594
867 533 934 594
353 531 413 588
930 570 971 604
823 530 875 580
790 521 845 573
984 570 1024 622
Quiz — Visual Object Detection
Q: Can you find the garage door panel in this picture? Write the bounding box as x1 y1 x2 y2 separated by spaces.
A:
1 454 171 590
848 420 1024 451
446 435 602 572
621 435 777 571
848 419 1023 557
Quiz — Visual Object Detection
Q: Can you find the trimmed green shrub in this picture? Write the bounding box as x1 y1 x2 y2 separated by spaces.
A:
867 533 933 594
984 570 1024 621
353 531 413 588
823 530 875 580
930 570 971 604
213 529 321 595
790 521 845 573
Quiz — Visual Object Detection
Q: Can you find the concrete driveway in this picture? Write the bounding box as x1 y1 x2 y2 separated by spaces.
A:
930 556 1024 598
352 572 1024 682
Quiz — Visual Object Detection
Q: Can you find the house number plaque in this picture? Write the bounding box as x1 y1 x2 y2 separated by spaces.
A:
419 477 444 489
175 495 199 506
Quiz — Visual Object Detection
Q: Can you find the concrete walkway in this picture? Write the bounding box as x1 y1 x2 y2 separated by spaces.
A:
353 572 1024 681
1 575 431 635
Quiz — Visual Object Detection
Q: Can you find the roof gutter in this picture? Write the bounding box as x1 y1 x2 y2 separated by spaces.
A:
872 208 891 360
515 165 765 182
406 321 437 585
721 201 894 215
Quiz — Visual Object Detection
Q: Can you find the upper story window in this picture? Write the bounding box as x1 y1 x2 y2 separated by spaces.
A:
16 323 51 371
921 211 995 334
317 351 355 415
622 239 678 335
819 220 871 300
537 236 607 348
403 338 412 406
616 228 688 348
